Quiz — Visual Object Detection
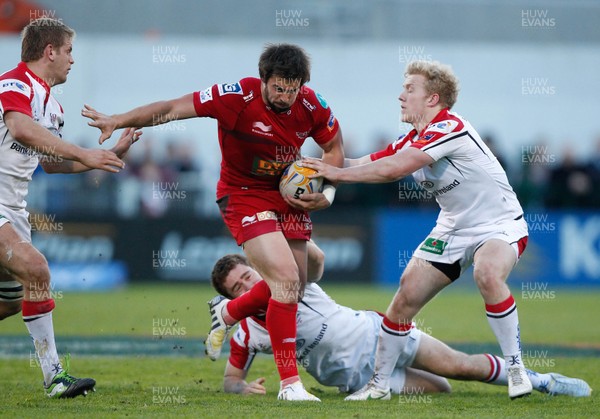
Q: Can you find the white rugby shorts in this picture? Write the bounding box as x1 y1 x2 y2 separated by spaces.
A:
412 217 528 275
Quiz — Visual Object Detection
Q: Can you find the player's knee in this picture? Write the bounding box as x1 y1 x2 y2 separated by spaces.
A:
473 262 503 292
22 259 51 289
267 265 301 303
0 301 22 320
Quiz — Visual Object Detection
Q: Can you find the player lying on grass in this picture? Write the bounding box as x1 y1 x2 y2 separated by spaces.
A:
206 245 591 398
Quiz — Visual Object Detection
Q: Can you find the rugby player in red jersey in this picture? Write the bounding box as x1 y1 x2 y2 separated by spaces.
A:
82 43 344 401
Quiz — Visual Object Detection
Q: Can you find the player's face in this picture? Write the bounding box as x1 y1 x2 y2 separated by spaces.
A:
399 74 431 125
49 38 74 86
223 264 262 298
261 76 302 113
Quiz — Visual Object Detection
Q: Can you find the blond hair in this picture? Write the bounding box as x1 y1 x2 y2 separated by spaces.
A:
21 18 75 62
405 60 459 109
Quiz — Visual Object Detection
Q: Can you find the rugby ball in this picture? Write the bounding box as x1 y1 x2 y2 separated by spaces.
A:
279 161 323 199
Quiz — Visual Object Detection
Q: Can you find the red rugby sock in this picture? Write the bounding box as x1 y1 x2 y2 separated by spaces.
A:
266 298 298 381
226 280 271 321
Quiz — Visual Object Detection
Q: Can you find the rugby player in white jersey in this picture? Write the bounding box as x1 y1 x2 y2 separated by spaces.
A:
302 60 537 400
0 18 138 398
208 249 590 398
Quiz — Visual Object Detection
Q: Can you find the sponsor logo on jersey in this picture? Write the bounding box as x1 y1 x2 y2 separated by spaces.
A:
252 158 288 176
251 121 274 137
296 130 309 140
199 87 213 103
241 215 257 227
431 179 460 196
426 120 459 134
419 238 447 255
327 112 336 132
298 323 328 359
252 121 272 132
243 90 254 102
10 142 37 156
420 180 435 189
316 92 328 109
217 82 243 96
302 98 316 112
0 79 30 96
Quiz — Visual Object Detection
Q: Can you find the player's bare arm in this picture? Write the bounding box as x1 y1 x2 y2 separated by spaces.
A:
82 93 197 144
284 130 345 211
345 154 372 167
223 361 267 395
4 111 125 173
41 128 141 174
303 146 433 184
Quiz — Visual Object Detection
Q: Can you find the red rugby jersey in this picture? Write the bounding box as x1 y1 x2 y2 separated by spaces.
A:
193 77 339 197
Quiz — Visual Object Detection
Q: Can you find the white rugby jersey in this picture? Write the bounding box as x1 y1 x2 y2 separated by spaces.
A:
371 109 523 232
228 283 382 392
0 62 64 210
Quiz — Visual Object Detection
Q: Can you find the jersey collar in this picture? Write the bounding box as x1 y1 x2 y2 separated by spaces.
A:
419 108 451 136
18 62 51 95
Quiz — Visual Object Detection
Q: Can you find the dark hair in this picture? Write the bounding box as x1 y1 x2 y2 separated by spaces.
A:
21 18 75 62
211 254 250 299
258 43 311 86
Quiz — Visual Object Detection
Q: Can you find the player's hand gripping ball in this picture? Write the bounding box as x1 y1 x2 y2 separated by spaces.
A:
279 160 323 199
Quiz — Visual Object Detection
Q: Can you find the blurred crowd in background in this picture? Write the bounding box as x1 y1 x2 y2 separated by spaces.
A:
27 131 600 220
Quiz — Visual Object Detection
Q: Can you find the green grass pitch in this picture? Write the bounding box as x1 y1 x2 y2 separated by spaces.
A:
1 283 598 418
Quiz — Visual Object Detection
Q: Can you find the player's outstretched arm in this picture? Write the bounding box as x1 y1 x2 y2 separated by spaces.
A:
303 147 433 184
40 128 142 174
223 361 266 395
82 93 197 144
4 111 124 173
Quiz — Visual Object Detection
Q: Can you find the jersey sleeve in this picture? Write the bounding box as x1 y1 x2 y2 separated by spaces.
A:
192 79 250 131
410 118 465 162
228 320 255 371
308 92 339 145
0 77 33 118
370 134 411 161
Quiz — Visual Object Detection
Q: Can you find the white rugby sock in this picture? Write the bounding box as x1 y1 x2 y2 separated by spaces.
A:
372 316 413 389
23 300 63 385
485 295 525 368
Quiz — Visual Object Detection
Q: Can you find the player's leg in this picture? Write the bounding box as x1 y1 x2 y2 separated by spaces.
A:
0 276 23 319
402 368 451 394
388 366 451 397
0 222 95 398
244 233 318 401
346 258 451 400
306 239 325 283
473 238 531 398
216 239 321 325
411 333 591 396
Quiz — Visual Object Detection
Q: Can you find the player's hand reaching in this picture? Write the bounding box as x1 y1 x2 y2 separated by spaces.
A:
82 104 119 145
243 377 267 395
79 148 125 173
283 192 331 211
301 157 342 183
111 127 142 159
